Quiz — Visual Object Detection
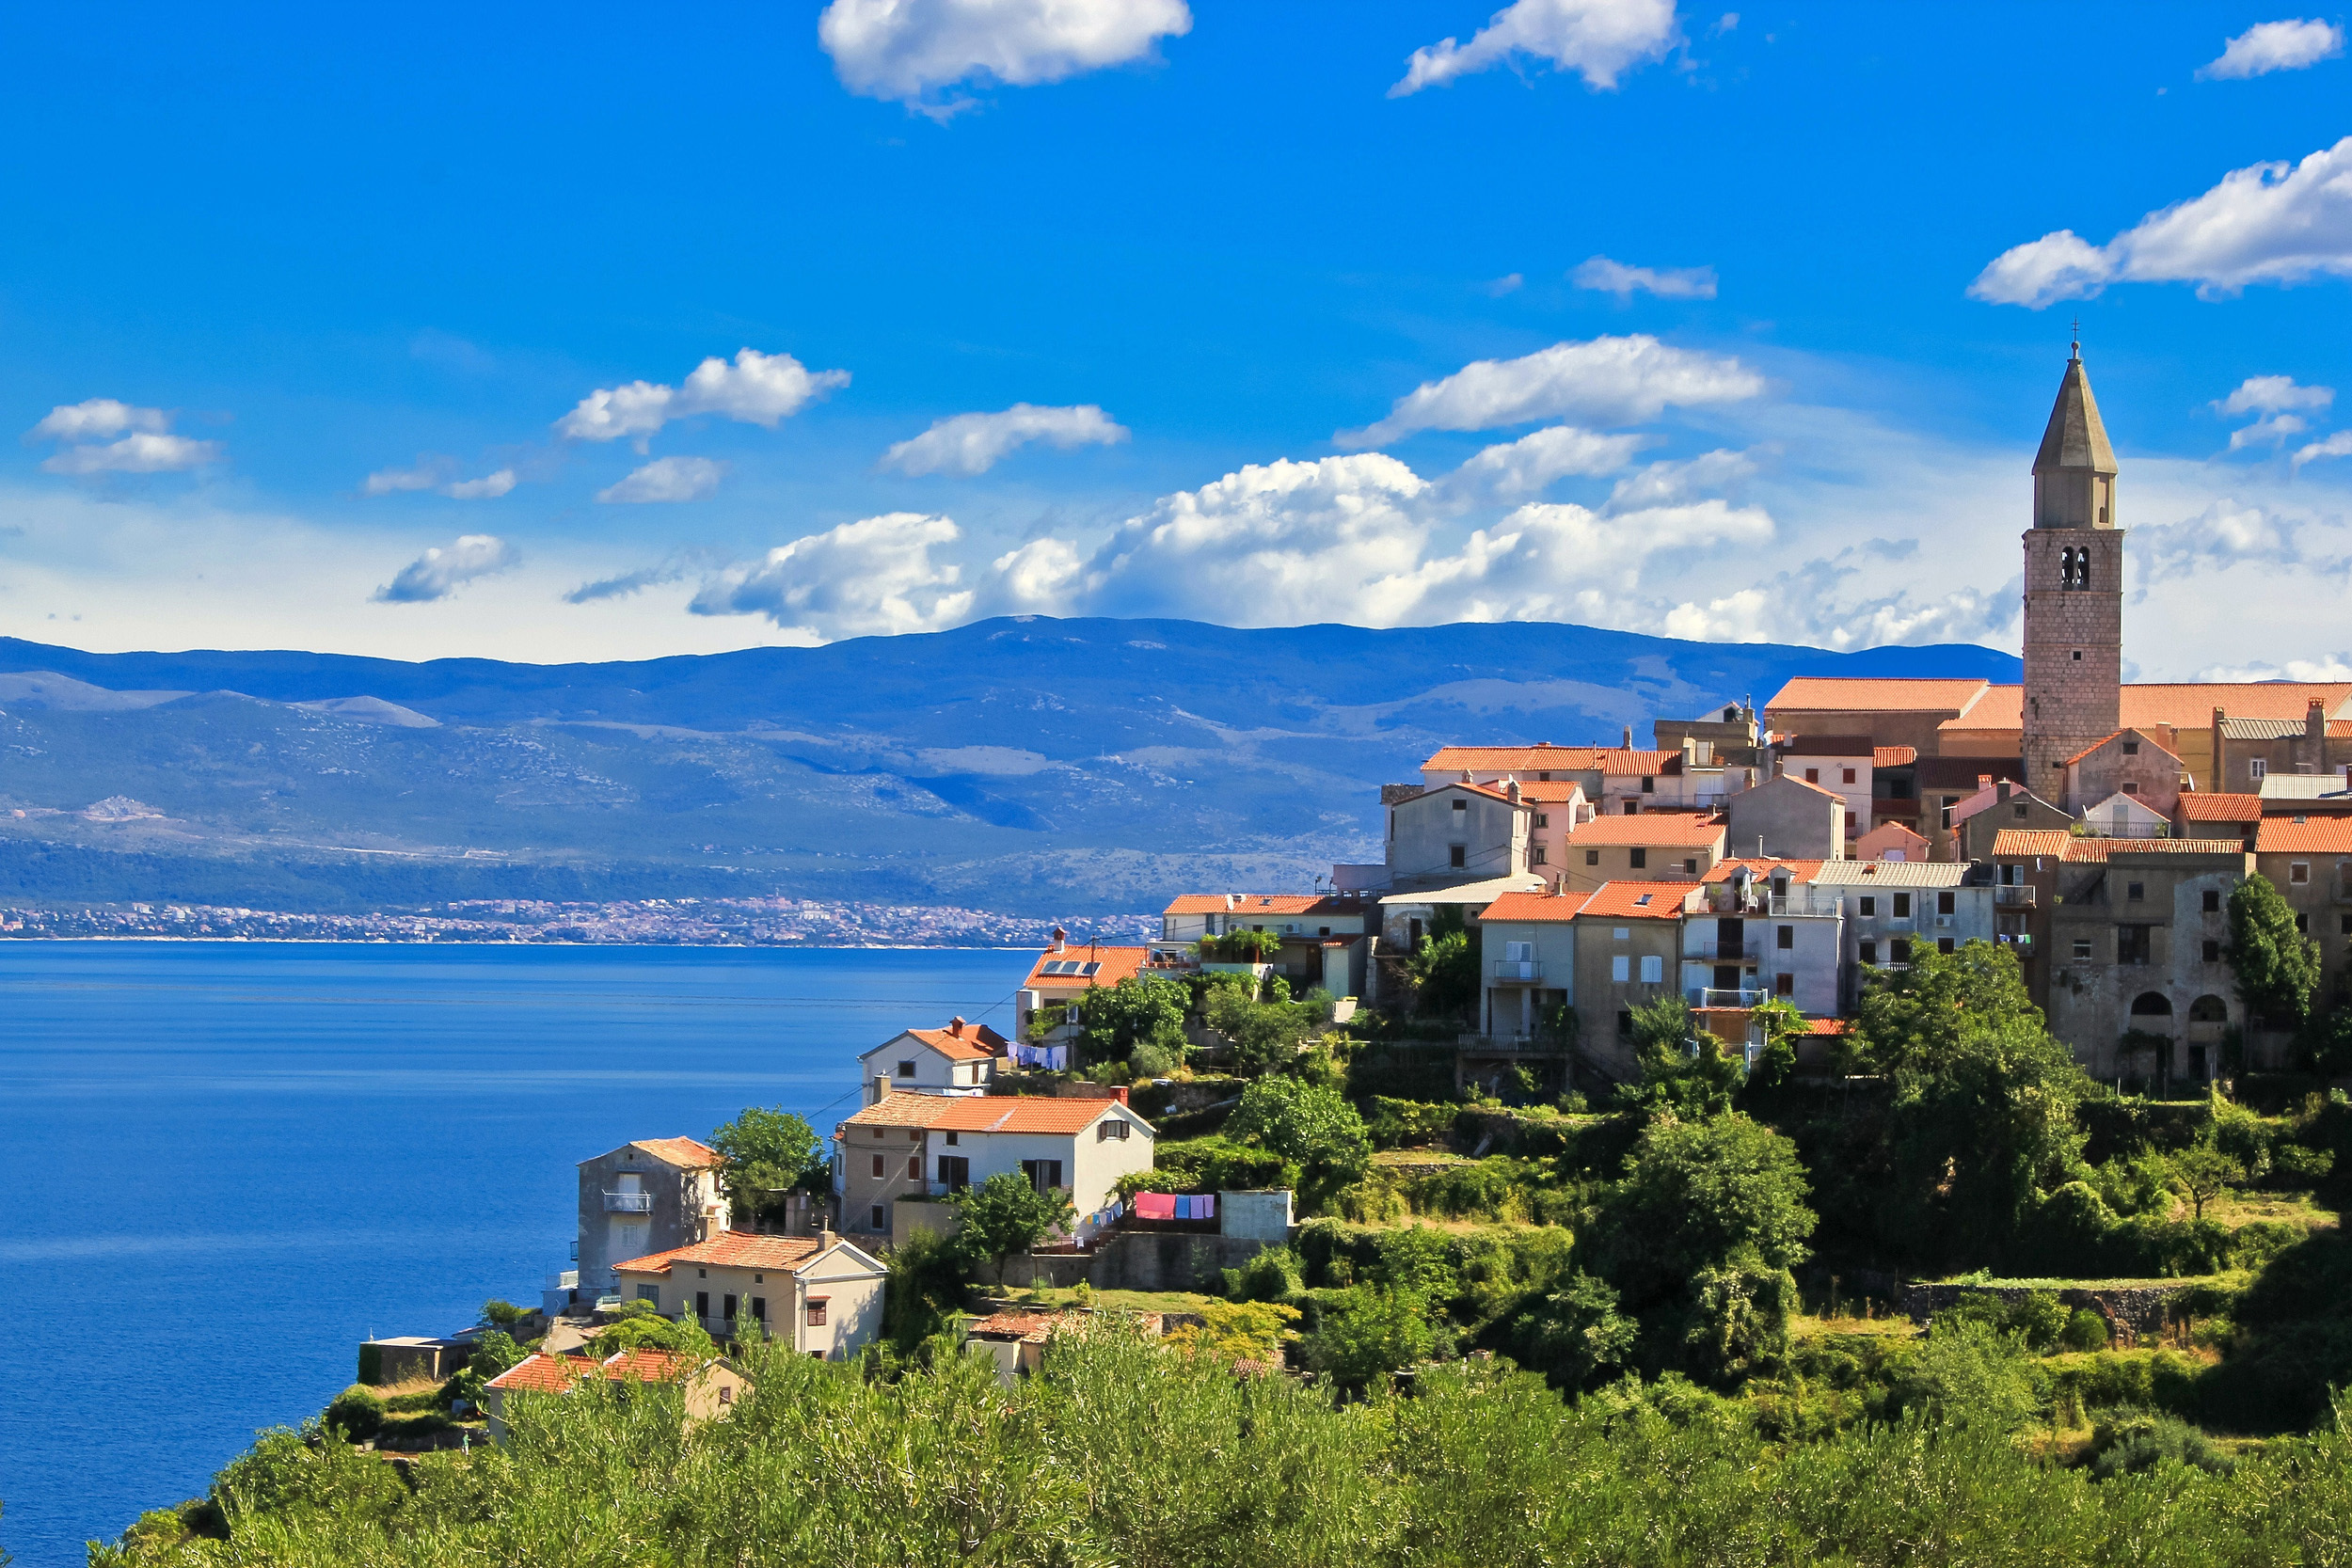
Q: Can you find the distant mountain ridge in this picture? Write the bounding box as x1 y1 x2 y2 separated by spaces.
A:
0 618 2021 917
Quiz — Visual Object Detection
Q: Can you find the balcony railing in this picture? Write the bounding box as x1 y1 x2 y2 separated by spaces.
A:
1490 958 1544 981
603 1191 653 1212
544 1271 578 1291
1688 987 1766 1007
1683 941 1760 961
1994 884 2036 906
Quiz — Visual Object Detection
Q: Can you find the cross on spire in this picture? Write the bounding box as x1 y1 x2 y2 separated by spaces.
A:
2070 316 2081 360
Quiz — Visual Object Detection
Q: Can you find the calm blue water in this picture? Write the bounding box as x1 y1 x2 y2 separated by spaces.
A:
0 942 1031 1565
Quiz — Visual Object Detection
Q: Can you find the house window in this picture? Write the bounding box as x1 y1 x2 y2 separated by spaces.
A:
1534 813 1549 829
1938 891 1955 915
1611 955 1629 982
1846 814 1858 835
1616 1009 1633 1038
1586 849 1600 865
1099 1118 1130 1141
723 1294 738 1321
870 1154 884 1178
907 1157 922 1179
1777 925 1794 949
2072 651 2082 662
2202 890 2221 913
1642 776 1655 794
1683 858 1698 875
718 1386 733 1405
939 1155 970 1191
2121 782 2138 796
1623 800 1639 815
2291 863 2311 884
696 1291 710 1318
1892 893 1912 919
1614 927 1629 939
2250 759 2267 781
896 1060 915 1078
2014 804 2028 818
751 1296 766 1322
1629 847 1647 869
1450 846 1467 868
2118 926 2153 965
2125 882 2144 902
2296 913 2310 934
636 1285 661 1304
1774 973 1794 996
1452 799 1468 812
1859 896 1876 916
1639 955 1663 983
2073 940 2093 960
1859 941 1879 965
806 1299 828 1327
1890 939 1913 964
2203 940 2221 962
1938 938 1955 955
1843 768 1856 784
2343 914 2352 935
945 1131 959 1146
1804 768 1820 784
2122 741 2138 756
1020 1159 1065 1193
1532 847 1548 865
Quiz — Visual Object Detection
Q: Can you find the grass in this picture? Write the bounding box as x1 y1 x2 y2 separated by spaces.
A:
1370 1148 1473 1168
975 1285 1226 1316
2203 1186 2336 1231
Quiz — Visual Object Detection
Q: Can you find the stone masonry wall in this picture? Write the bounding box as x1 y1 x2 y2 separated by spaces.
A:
2022 529 2124 793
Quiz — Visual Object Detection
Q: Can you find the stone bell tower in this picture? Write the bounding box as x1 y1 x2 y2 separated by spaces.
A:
2021 333 2122 801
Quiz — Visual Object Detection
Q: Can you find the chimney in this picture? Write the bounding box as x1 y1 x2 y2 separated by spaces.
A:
947 1015 966 1036
1622 725 1633 749
1109 1085 1130 1107
1505 779 1521 803
871 1073 891 1106
1996 781 2014 802
819 1222 835 1249
1050 926 1067 954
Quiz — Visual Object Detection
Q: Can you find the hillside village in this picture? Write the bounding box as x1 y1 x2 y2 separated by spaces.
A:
106 347 2352 1561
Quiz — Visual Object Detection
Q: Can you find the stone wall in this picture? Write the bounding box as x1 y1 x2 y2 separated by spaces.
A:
1897 1280 2200 1343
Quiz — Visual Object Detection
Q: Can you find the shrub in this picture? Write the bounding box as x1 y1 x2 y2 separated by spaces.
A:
1223 1244 1305 1304
1506 1272 1637 1392
2061 1308 2111 1352
1887 1318 2041 1433
322 1386 387 1441
2086 1409 2233 1480
1128 1038 1176 1079
481 1298 532 1327
1300 1287 1436 1386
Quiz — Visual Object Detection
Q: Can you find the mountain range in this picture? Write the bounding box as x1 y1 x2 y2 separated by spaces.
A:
0 618 2021 917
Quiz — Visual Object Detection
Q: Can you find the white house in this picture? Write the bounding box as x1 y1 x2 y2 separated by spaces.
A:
1811 860 1995 1007
832 1086 1154 1243
2080 790 2170 840
612 1228 887 1361
857 1017 1008 1101
1687 858 1845 1014
1474 887 1587 1039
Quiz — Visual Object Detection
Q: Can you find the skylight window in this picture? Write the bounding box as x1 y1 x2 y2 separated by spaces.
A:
1633 895 1651 907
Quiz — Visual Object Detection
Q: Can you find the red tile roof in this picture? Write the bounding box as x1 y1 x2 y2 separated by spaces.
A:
486 1353 601 1393
1768 677 1993 714
1025 944 1154 990
1873 746 1918 768
1994 832 2249 863
1800 1018 1850 1037
2178 793 2263 822
900 1019 1009 1062
613 1231 825 1276
2256 817 2352 854
632 1137 720 1170
600 1349 705 1383
1701 857 1826 883
839 1091 1140 1136
1512 780 1588 801
1162 894 1358 916
1991 830 2075 859
1575 881 1704 920
1564 813 1726 848
1595 749 1677 774
966 1308 1070 1343
1422 744 1608 772
1479 890 1595 923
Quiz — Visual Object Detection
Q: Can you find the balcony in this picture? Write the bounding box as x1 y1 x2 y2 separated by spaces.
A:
544 1271 578 1291
1490 958 1545 982
602 1191 653 1212
1994 884 2036 907
1688 986 1766 1007
1683 941 1760 962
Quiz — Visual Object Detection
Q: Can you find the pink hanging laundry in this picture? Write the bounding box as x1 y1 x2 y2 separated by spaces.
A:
1134 1192 1177 1220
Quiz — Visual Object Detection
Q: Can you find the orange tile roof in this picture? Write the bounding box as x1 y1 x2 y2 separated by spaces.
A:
1513 779 1588 801
1701 857 1826 883
632 1137 720 1169
1564 813 1726 848
1595 749 1677 773
2178 793 2263 822
1162 894 1355 916
1873 746 1918 767
2333 721 2352 740
839 1091 1139 1136
1799 1018 1850 1037
1991 829 2074 859
1574 881 1704 920
900 1019 1009 1062
2059 837 2249 863
486 1353 601 1393
600 1348 704 1383
1479 890 1595 923
2061 727 2182 768
1025 944 1153 990
966 1308 1071 1343
2130 683 2352 726
613 1231 825 1276
2256 817 2352 854
1768 677 1992 714
1422 744 1607 772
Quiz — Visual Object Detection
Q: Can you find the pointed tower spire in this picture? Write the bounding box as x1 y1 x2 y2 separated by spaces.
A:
2032 338 2118 528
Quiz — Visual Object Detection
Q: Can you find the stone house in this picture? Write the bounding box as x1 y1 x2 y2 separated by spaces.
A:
858 1018 1008 1101
1774 735 1882 838
575 1137 725 1304
1724 770 1847 861
2060 728 2187 818
2254 815 2352 1014
2213 705 2349 795
832 1087 1154 1244
1688 859 1843 1014
612 1229 886 1359
1811 860 1994 1009
1852 820 1930 862
1516 780 1594 878
1955 779 2072 863
1568 881 1706 1074
1559 812 1725 893
2173 791 2262 847
1920 757 2029 859
1388 778 1533 890
1474 887 1587 1040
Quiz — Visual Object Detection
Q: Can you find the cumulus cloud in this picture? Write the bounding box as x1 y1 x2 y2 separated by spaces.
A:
596 456 725 504
2136 499 2352 584
1391 0 1680 96
1337 334 1763 448
1443 424 1650 499
691 512 973 641
818 0 1191 117
1486 273 1525 296
2197 654 2352 681
362 456 517 499
1604 448 1756 511
881 403 1128 476
2217 374 2333 417
2295 431 2352 467
1969 135 2352 307
373 534 520 603
1571 255 1719 299
978 536 1088 615
555 349 849 444
563 549 713 605
25 399 172 443
2197 18 2344 80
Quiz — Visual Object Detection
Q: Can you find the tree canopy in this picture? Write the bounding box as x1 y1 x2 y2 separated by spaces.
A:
1076 974 1188 1069
951 1170 1073 1281
708 1106 824 1223
1226 1076 1372 1196
1853 939 2042 1074
1597 1113 1816 1308
2226 875 2322 1029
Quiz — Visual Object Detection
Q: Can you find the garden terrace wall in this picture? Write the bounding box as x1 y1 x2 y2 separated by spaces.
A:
1897 1281 2207 1341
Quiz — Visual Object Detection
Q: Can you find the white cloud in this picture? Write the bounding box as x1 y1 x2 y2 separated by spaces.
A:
373 534 520 603
2197 18 2344 80
1443 424 1649 499
555 349 850 444
40 433 221 475
1337 334 1762 447
1571 255 1719 299
596 456 725 504
2134 499 2346 583
880 403 1128 476
2217 374 2334 416
690 512 973 641
362 457 517 499
978 536 1088 615
2229 413 2310 449
1391 0 1681 96
2197 653 2352 681
1603 447 1756 511
2295 430 2352 467
1486 273 1525 296
818 0 1191 117
563 550 712 605
1969 135 2352 307
25 399 171 443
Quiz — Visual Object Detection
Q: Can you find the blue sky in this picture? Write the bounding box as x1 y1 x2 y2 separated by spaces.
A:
2 2 2348 678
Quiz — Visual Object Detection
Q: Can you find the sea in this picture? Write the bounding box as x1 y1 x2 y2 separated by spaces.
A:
0 941 1034 1566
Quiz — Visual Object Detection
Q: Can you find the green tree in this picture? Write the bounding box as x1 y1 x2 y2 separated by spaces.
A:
1853 939 2043 1075
1596 1113 1815 1309
1506 1271 1637 1391
951 1171 1074 1282
2170 1140 2246 1221
1614 995 1743 1118
708 1105 823 1226
1225 1076 1372 1200
883 1224 969 1350
1076 974 1189 1069
1742 996 1804 1093
1300 1287 1434 1386
1407 906 1478 1021
2226 876 2322 1030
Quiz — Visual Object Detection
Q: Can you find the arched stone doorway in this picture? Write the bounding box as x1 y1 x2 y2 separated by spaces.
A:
2126 992 2175 1089
2186 994 2230 1083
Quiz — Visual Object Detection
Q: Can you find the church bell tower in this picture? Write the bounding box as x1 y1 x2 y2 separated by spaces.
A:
2021 334 2122 799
